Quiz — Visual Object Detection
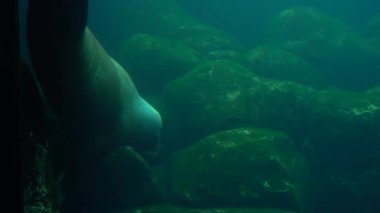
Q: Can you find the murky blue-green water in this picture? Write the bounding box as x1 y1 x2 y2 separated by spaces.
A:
21 1 380 213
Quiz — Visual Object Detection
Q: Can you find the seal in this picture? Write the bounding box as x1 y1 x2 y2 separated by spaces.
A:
26 0 162 155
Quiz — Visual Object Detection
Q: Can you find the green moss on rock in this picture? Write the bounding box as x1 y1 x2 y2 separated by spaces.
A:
267 6 380 90
245 46 325 88
169 128 310 211
247 80 318 140
310 89 380 141
164 60 257 137
267 7 352 45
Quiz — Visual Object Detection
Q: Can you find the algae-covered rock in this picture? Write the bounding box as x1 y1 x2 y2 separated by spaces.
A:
245 81 380 147
310 89 380 143
267 7 352 45
304 89 380 168
112 204 297 213
169 128 310 211
295 88 380 212
119 33 205 94
247 80 318 140
164 64 321 141
164 60 257 137
267 6 380 90
245 46 325 88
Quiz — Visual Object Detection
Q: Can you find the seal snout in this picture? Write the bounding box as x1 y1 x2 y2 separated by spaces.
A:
127 98 163 154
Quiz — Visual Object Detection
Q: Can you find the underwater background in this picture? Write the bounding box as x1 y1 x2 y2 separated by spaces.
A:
21 0 380 213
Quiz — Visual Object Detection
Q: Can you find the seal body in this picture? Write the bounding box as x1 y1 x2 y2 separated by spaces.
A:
26 0 162 155
27 1 162 211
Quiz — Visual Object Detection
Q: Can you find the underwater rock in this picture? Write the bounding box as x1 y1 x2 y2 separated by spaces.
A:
90 146 165 211
293 87 380 212
267 7 352 45
169 128 310 211
111 204 297 213
164 60 257 138
119 33 205 94
246 82 380 166
165 65 379 151
306 89 380 165
245 46 325 88
267 6 380 90
164 63 321 142
310 89 380 144
247 80 318 141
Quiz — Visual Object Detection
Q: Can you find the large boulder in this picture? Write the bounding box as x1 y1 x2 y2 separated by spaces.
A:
306 88 380 166
246 80 318 141
169 128 312 211
165 64 379 150
297 88 380 212
267 6 380 90
164 65 322 142
245 46 325 88
267 7 352 45
164 60 257 138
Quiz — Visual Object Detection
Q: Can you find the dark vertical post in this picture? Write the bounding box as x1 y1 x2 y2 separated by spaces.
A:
1 0 22 212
